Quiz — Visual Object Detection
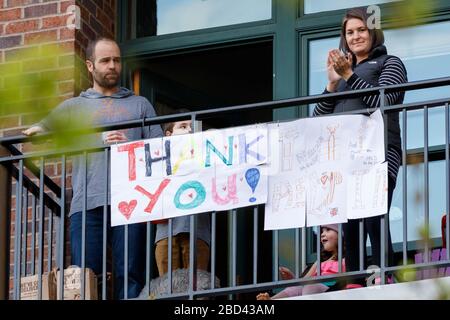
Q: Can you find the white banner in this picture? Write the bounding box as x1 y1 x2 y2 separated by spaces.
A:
264 110 387 230
264 122 306 230
110 110 388 229
111 124 268 226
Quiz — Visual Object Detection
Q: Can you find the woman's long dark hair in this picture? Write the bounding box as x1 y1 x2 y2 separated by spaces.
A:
339 7 385 56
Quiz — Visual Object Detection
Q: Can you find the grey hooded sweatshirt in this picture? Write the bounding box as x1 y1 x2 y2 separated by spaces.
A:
39 87 163 216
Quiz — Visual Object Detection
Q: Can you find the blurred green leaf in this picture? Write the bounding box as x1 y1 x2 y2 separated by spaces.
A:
1 45 97 152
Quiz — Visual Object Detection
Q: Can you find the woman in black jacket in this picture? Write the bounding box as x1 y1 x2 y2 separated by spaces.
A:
313 6 407 286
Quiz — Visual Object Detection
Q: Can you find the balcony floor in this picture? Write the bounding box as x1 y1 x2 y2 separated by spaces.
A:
281 276 450 300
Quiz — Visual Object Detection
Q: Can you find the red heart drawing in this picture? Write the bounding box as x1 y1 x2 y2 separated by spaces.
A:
154 150 160 156
320 175 328 185
188 193 194 199
330 208 338 217
222 186 227 191
118 200 137 220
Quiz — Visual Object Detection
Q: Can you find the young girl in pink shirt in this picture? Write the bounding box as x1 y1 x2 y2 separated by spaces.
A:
257 224 345 299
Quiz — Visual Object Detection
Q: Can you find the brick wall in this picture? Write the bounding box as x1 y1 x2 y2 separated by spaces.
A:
0 0 116 299
0 0 117 136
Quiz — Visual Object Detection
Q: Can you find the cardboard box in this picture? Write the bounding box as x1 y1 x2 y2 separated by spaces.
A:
20 272 57 300
57 266 98 300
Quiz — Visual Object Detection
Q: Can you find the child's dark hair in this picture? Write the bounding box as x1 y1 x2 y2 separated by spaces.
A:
299 227 343 277
320 226 343 262
321 248 337 261
321 226 344 262
163 108 191 134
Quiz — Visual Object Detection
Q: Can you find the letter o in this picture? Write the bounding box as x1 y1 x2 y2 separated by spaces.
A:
174 181 206 210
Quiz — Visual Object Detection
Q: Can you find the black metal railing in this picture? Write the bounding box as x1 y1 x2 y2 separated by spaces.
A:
1 76 450 300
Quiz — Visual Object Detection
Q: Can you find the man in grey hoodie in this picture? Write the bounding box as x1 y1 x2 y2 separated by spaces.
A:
23 37 163 299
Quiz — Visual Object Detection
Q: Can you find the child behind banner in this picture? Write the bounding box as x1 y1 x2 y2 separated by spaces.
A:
154 119 211 276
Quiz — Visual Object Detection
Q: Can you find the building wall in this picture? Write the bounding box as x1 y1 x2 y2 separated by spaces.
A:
0 0 116 298
0 0 116 137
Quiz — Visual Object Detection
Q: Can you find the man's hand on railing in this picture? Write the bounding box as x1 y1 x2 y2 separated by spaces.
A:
102 130 128 145
22 126 45 136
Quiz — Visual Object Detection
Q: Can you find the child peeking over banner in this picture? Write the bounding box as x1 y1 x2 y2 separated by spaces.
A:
154 118 211 277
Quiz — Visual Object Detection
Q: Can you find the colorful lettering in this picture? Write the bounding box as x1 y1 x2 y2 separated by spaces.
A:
205 137 233 167
211 174 238 205
174 181 206 210
145 140 172 176
239 134 266 164
118 141 144 181
135 179 171 213
172 137 203 174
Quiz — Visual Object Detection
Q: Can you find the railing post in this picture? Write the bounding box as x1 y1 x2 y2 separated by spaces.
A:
0 146 12 300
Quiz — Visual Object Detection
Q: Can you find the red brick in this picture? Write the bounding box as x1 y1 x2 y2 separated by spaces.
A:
57 80 73 95
22 88 59 107
22 56 57 71
58 54 73 67
75 32 88 50
60 27 74 41
34 94 72 110
4 46 37 61
42 15 69 29
5 19 38 34
44 163 56 176
81 21 95 40
24 3 57 18
40 41 74 55
21 112 47 126
0 61 21 74
2 127 22 137
95 9 109 29
1 100 38 117
89 14 103 35
0 35 21 49
60 0 76 14
24 29 57 45
0 24 4 35
78 4 89 22
81 0 97 16
103 2 114 18
4 72 40 88
0 115 19 129
0 8 22 21
7 0 40 8
56 161 72 175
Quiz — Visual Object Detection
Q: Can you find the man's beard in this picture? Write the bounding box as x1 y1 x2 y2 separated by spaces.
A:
92 69 119 89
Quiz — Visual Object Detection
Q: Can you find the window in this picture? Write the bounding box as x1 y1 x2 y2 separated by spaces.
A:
304 0 399 14
391 160 447 243
131 0 272 38
384 22 450 150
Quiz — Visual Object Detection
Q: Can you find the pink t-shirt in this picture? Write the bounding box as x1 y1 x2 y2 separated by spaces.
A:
311 259 346 277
